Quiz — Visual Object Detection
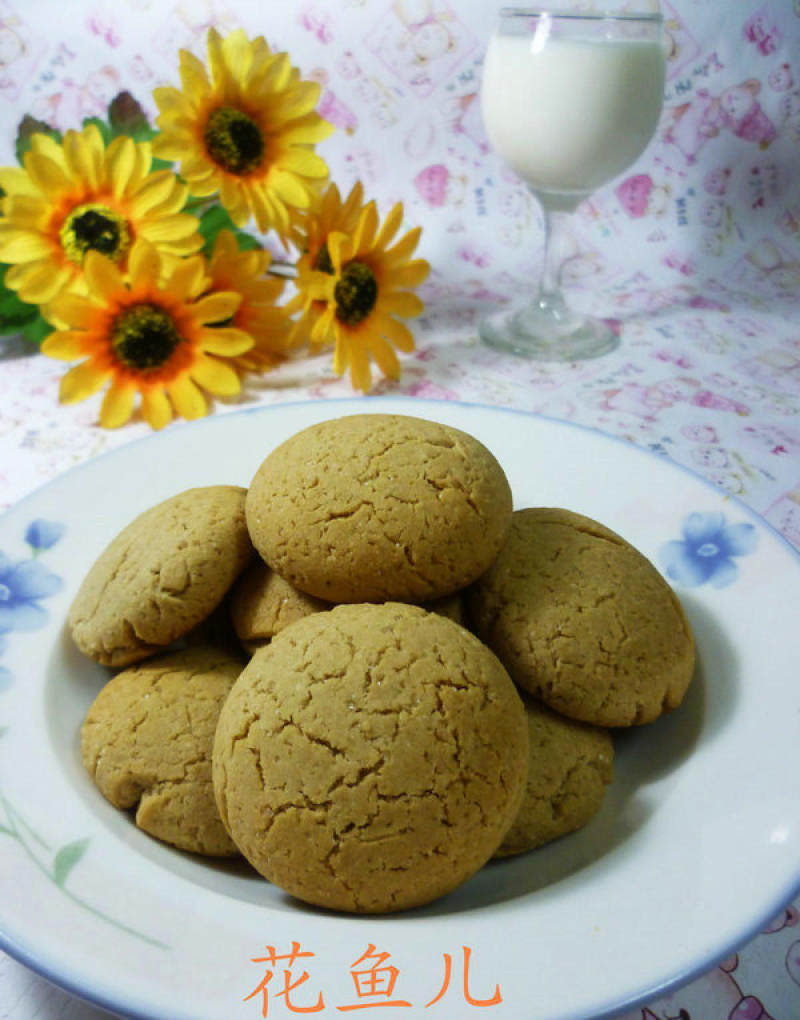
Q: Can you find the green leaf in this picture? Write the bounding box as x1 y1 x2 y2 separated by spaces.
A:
0 265 39 335
22 313 54 347
15 114 62 165
53 837 90 887
197 204 262 255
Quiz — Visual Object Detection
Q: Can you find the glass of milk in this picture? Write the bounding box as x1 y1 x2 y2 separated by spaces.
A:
479 3 666 360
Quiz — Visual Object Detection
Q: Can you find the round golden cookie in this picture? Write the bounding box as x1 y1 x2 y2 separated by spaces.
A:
230 559 332 650
495 696 613 857
468 508 695 727
69 486 253 667
245 414 513 603
212 602 528 914
230 559 468 653
81 645 244 856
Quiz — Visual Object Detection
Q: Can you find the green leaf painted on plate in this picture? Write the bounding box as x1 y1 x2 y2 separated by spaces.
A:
53 837 90 887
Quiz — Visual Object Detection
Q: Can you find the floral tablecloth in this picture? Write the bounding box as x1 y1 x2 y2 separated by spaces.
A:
1 1 800 1018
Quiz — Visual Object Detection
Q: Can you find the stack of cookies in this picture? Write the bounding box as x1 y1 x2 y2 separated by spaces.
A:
72 413 695 914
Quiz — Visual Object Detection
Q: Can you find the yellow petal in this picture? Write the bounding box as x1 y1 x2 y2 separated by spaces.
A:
368 334 401 381
29 133 67 167
128 240 161 290
24 152 72 198
347 336 372 393
129 171 184 217
0 228 54 262
49 293 101 329
84 250 126 302
199 326 253 356
166 374 207 420
99 382 136 428
353 202 379 254
269 169 311 209
332 331 349 377
375 312 415 354
222 29 254 84
141 387 173 430
41 329 90 361
0 166 39 199
280 113 335 145
375 203 404 250
63 129 100 191
191 354 241 396
385 227 423 265
178 49 211 96
380 291 424 318
137 212 201 243
206 28 229 94
15 262 71 304
59 360 110 403
310 305 335 348
384 259 430 289
277 146 330 181
278 80 322 120
192 292 242 325
107 136 137 198
165 257 209 301
327 231 353 272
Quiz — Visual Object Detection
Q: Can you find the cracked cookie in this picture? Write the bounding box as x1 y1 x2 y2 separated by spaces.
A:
244 414 513 603
230 558 469 653
230 559 333 652
495 695 613 857
468 508 695 727
69 486 254 667
81 645 245 856
212 602 528 913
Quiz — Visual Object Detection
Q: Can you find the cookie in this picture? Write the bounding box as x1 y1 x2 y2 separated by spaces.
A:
496 695 613 857
230 559 332 650
81 645 244 856
69 486 253 667
230 559 468 652
212 602 528 913
468 508 695 727
245 414 513 603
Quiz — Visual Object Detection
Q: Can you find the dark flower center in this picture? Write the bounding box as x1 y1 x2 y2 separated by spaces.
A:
111 304 182 372
313 242 334 275
60 203 131 264
204 106 265 176
334 261 378 327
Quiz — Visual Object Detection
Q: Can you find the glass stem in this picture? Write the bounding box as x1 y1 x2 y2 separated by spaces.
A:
539 204 560 298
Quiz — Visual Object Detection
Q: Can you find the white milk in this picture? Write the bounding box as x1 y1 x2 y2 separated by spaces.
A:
481 31 665 207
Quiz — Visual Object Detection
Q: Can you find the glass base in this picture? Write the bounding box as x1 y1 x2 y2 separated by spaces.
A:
478 294 620 362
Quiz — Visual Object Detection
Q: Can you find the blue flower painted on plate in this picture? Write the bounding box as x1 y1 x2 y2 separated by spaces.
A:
660 511 757 588
0 521 64 691
0 553 63 632
25 519 66 552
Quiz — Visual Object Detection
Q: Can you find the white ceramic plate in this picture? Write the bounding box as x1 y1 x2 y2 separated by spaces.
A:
1 397 799 1020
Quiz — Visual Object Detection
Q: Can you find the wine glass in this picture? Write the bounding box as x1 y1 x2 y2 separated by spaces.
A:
479 3 666 361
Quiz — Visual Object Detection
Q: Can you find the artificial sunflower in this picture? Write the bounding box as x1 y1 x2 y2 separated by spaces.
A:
285 179 366 341
0 123 201 305
153 28 333 241
206 229 290 373
41 239 253 430
289 198 430 392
